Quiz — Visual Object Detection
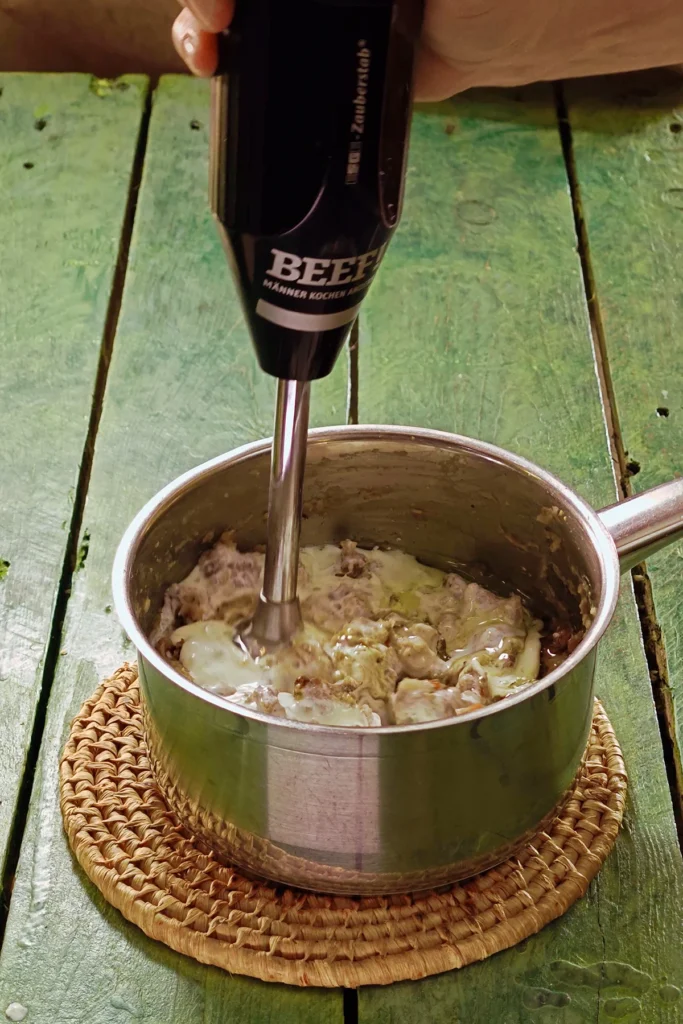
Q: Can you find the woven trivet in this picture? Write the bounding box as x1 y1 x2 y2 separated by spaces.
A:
60 665 627 988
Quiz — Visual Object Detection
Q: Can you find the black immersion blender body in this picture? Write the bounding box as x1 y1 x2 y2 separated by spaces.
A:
210 0 422 646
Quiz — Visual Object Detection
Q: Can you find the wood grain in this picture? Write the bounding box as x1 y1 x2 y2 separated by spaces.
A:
0 73 147 876
0 77 346 1022
3 72 681 1022
566 69 683 804
357 86 683 1022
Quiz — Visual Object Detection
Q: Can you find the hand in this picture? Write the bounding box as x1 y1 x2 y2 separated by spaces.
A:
170 0 469 98
172 0 683 102
172 0 234 79
170 0 482 98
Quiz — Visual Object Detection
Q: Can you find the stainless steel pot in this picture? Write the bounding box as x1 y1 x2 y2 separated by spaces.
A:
112 426 683 894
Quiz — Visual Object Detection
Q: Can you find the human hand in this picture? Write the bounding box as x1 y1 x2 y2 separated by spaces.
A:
170 0 483 98
172 0 683 102
170 0 467 98
172 0 234 79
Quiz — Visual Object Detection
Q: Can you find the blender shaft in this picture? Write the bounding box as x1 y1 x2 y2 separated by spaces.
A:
241 379 310 651
262 378 310 604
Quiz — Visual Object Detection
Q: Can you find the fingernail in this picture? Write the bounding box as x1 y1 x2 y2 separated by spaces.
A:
181 30 198 56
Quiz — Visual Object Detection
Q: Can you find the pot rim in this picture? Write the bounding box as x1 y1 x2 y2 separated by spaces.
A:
112 424 620 736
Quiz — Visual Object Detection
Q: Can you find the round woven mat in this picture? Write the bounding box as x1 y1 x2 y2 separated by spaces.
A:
60 665 626 988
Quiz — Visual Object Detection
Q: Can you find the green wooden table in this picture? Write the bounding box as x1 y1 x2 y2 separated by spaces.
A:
1 70 682 1023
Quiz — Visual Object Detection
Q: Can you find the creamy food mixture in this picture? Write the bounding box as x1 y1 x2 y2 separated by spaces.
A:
153 534 577 728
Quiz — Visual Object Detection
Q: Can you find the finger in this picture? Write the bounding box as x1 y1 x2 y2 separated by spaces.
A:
181 0 234 34
413 45 468 102
172 9 219 77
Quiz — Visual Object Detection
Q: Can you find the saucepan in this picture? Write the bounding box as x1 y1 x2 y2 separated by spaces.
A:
112 426 683 894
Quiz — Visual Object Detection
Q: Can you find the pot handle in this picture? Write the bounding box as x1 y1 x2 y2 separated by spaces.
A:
598 477 683 573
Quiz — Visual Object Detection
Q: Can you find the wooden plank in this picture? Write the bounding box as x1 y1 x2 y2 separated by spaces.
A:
0 76 345 1023
357 87 683 1022
0 73 147 875
566 69 683 797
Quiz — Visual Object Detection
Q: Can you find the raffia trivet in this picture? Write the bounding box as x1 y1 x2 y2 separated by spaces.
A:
60 664 627 988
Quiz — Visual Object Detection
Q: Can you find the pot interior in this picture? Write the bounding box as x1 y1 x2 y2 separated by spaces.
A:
126 432 606 644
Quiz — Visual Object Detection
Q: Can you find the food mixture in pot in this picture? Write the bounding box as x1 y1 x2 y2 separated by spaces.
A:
153 534 580 727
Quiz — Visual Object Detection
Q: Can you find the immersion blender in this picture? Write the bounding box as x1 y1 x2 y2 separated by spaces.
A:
210 0 423 649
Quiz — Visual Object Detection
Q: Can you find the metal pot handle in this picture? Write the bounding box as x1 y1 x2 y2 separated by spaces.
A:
598 477 683 573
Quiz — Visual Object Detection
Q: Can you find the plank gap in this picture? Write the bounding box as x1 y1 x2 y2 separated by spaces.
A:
633 566 683 829
91 83 154 467
342 987 359 1024
0 79 154 954
555 80 683 852
554 82 626 495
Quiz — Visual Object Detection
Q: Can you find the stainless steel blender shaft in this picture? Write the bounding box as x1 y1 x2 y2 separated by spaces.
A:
242 378 310 650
